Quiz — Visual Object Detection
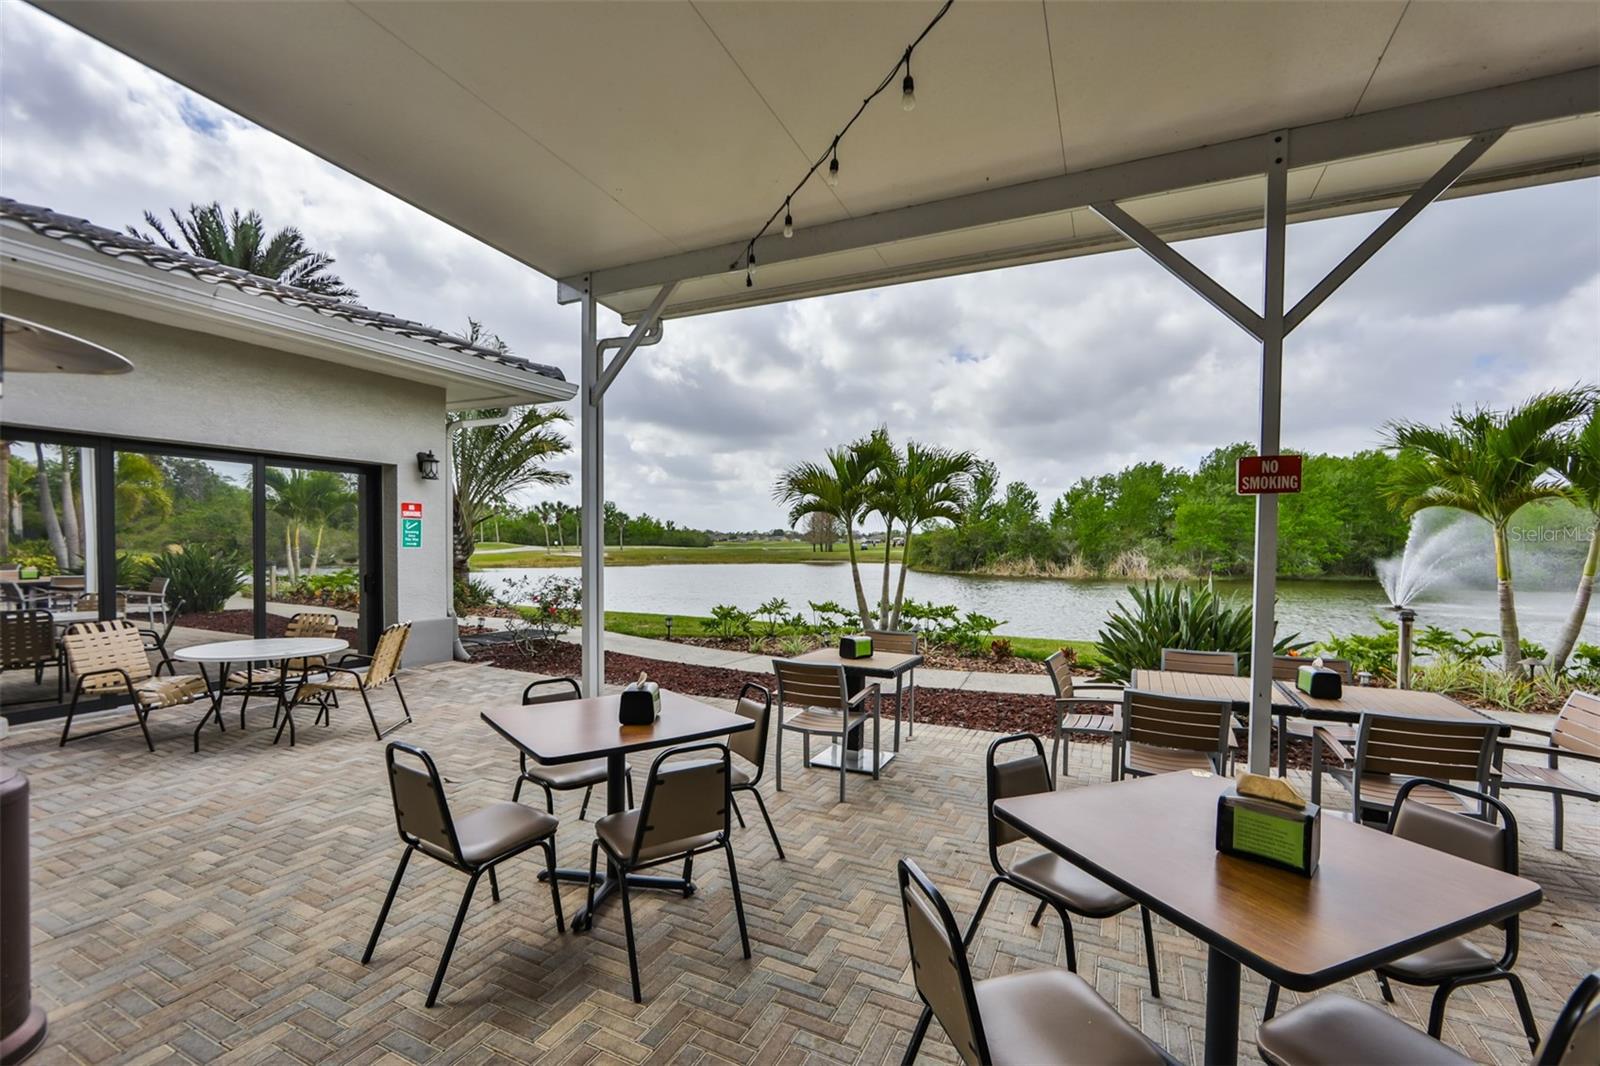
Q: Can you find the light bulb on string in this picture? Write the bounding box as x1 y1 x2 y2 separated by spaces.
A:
783 199 794 238
825 140 840 187
901 51 916 111
746 247 756 284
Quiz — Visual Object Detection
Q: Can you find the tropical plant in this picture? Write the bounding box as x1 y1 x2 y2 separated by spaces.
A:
1316 622 1400 682
1383 388 1593 671
451 405 572 584
265 469 355 579
709 603 754 639
1093 578 1307 683
30 442 68 568
1548 403 1600 673
499 575 581 650
153 545 247 613
756 597 790 637
454 576 496 614
128 203 357 298
116 549 160 588
874 440 976 628
989 637 1014 661
115 452 174 526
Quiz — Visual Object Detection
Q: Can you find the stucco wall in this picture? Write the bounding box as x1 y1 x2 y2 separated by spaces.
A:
2 291 452 644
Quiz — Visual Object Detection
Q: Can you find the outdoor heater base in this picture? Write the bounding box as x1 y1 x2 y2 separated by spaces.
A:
807 745 896 774
0 1007 46 1066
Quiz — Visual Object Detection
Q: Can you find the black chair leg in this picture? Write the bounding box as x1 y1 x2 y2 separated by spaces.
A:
1030 898 1049 927
1378 973 1396 1004
1505 972 1540 1051
619 864 642 1002
392 676 414 725
1055 905 1078 972
731 793 748 828
724 842 751 960
488 865 500 903
363 846 412 963
1426 980 1458 1039
1553 794 1564 850
749 788 785 860
542 840 565 933
1264 982 1280 1020
585 841 601 927
682 853 694 897
902 1006 933 1066
961 878 1004 948
579 784 592 820
427 869 482 1007
1139 906 1161 998
512 775 525 803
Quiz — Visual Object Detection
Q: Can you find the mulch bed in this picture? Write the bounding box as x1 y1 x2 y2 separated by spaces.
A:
177 610 359 645
665 636 1068 676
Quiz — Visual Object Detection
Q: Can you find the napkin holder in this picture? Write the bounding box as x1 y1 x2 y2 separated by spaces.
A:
1296 663 1342 700
1217 775 1320 877
839 635 873 659
619 672 661 725
18 566 38 580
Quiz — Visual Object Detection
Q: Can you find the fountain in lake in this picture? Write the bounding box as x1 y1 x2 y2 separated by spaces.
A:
1375 510 1485 687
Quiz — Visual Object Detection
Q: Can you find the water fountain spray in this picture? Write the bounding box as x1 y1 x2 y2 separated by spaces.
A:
1376 511 1478 689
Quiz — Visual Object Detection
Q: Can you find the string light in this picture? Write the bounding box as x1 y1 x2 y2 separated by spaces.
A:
732 0 954 284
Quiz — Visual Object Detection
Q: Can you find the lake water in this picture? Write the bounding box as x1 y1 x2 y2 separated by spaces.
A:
479 562 1599 646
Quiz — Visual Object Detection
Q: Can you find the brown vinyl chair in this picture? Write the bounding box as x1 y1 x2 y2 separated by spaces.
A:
1 608 63 701
511 676 631 820
727 681 784 859
1118 688 1235 778
363 741 563 1007
1044 650 1123 779
967 735 1160 997
865 629 920 747
60 620 208 751
587 743 750 1003
1491 689 1600 849
1257 967 1600 1066
1264 779 1539 1049
1159 647 1238 675
282 620 412 743
1311 712 1499 825
773 658 881 804
897 858 1178 1066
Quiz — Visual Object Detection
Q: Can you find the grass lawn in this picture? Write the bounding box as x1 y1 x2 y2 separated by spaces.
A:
472 541 847 568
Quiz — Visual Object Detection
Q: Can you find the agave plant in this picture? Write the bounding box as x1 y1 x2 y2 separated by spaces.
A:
1093 578 1307 683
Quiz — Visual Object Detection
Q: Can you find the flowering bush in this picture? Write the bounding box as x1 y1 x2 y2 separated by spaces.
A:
500 575 581 649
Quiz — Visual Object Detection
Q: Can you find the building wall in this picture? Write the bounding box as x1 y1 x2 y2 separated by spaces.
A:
2 291 452 652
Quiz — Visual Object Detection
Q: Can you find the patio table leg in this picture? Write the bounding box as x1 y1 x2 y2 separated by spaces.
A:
191 662 228 753
1204 947 1241 1065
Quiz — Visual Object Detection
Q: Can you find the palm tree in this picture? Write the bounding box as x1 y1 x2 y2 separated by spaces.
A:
32 443 68 569
886 442 977 628
866 440 904 626
1548 403 1600 674
775 429 892 627
128 203 357 299
1384 389 1593 671
451 406 571 584
114 452 174 525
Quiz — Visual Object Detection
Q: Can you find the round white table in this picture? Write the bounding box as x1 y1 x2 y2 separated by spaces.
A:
174 637 348 751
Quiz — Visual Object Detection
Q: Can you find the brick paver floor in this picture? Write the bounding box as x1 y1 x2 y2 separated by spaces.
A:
5 660 1596 1064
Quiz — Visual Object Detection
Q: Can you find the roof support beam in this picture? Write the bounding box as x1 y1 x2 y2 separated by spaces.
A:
593 281 675 402
1283 129 1505 334
1090 201 1264 339
559 66 1599 302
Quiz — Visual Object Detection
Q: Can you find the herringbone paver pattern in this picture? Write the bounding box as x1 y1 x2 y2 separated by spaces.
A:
5 660 1596 1064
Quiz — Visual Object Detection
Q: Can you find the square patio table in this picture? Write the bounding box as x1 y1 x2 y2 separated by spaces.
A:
994 769 1541 1065
482 690 753 931
792 645 923 773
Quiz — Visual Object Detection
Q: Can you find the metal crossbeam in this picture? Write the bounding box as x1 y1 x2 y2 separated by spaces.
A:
594 282 675 400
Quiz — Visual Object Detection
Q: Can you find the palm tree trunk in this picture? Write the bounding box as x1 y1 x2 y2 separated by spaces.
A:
0 441 9 560
543 519 551 552
310 522 326 575
59 454 82 568
879 525 894 628
33 444 69 568
1547 520 1599 674
284 526 298 583
844 523 873 628
892 532 915 628
1493 523 1522 673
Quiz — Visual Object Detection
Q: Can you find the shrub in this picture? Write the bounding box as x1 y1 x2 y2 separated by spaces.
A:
808 600 857 635
1413 657 1570 714
283 568 360 610
757 597 790 637
1093 578 1307 684
501 575 580 650
154 545 247 613
454 577 496 613
1566 642 1600 688
778 633 813 657
990 637 1014 661
1317 622 1399 682
4 539 60 576
116 550 159 588
710 604 754 639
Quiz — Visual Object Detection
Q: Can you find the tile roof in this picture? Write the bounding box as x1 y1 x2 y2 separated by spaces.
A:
0 198 566 383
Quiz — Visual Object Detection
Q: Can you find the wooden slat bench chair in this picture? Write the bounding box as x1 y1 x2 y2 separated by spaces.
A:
1311 712 1499 826
1119 688 1236 778
1492 690 1600 850
1045 649 1123 779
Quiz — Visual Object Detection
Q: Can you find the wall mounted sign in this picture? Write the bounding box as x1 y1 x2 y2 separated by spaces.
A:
401 500 423 548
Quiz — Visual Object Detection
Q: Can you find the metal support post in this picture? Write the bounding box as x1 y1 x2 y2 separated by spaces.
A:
1247 133 1289 776
579 281 604 696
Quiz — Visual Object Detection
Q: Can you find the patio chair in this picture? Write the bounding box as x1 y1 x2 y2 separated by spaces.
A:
727 681 783 859
1270 655 1355 776
1310 712 1498 825
1263 779 1540 1049
282 620 412 742
1271 655 1354 683
587 742 750 1002
1118 688 1235 778
1044 650 1123 779
122 576 170 627
865 628 920 746
967 734 1160 996
138 598 185 676
59 620 208 751
1491 689 1600 850
772 658 880 804
1159 647 1238 675
511 676 632 820
363 741 563 1007
46 575 85 609
225 611 339 726
75 593 128 616
1 608 62 701
1257 967 1600 1066
896 858 1178 1066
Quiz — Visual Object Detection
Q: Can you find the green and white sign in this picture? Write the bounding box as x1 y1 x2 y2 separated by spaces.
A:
401 501 423 549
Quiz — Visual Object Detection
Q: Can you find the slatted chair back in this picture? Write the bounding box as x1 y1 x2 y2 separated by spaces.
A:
773 659 849 713
1160 648 1239 675
985 734 1053 852
51 575 86 593
363 622 411 688
1044 649 1076 699
1272 655 1354 683
146 576 170 598
898 859 988 1065
62 620 152 685
1541 969 1600 1066
286 612 339 640
385 742 463 866
727 682 773 771
865 629 919 655
628 744 731 863
1553 690 1600 758
1122 688 1234 757
76 593 128 614
1351 713 1498 811
0 609 55 670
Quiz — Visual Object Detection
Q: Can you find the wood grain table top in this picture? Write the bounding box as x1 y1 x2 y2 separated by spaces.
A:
994 770 1541 990
1284 684 1493 724
481 690 753 765
1131 669 1301 708
792 647 924 676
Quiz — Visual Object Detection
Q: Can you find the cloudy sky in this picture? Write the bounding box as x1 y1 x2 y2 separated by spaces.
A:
3 4 1597 532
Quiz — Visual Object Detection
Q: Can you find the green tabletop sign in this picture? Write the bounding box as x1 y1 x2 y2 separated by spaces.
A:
1231 806 1305 867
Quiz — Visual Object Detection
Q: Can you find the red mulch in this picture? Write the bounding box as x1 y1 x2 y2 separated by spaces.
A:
667 636 1070 676
178 609 359 645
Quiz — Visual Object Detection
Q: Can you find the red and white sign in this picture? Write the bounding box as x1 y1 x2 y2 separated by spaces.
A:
400 501 423 518
1237 454 1302 495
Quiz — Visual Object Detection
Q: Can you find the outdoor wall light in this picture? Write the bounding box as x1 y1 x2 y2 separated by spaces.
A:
417 450 440 480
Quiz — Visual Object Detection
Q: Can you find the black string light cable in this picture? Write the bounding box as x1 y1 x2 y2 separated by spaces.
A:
736 0 955 286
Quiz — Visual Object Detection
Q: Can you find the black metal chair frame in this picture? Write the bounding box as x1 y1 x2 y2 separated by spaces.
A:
899 857 991 1065
586 742 751 1003
1264 778 1539 1050
1537 968 1600 1066
728 681 785 860
363 742 564 1007
968 734 1160 995
284 648 413 744
138 598 185 676
1 607 63 703
1043 650 1124 779
60 620 207 752
511 677 632 819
